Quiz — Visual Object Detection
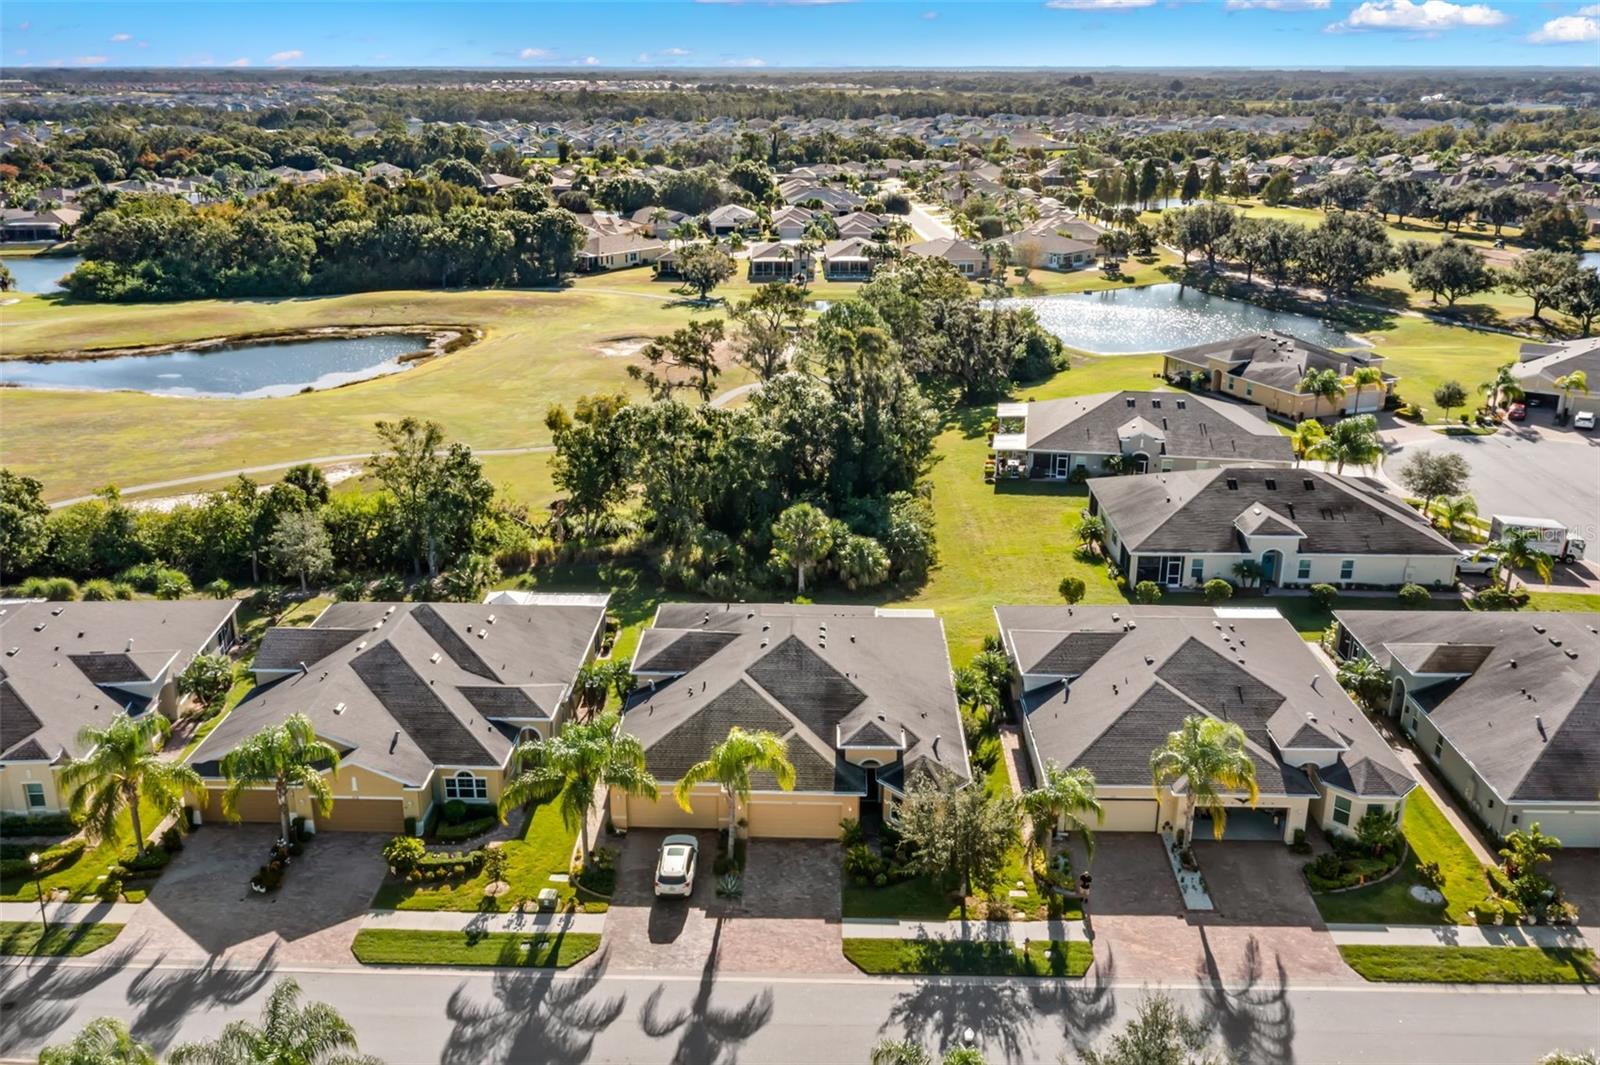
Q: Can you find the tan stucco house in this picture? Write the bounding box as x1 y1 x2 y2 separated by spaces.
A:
611 603 971 840
1161 331 1396 421
996 605 1415 844
187 597 608 834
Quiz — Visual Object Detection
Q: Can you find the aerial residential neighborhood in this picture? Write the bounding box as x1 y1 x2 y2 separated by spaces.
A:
0 3 1598 1064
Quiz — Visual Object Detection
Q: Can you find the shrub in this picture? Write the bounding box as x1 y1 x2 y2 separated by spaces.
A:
1057 576 1086 604
383 835 426 872
1397 583 1431 607
435 816 497 843
252 864 284 892
1310 852 1343 879
443 799 468 825
0 812 78 837
1202 578 1233 604
120 846 173 874
403 816 417 837
0 837 87 880
844 843 884 882
1309 583 1339 608
79 578 118 601
203 578 233 599
874 872 888 888
1290 829 1312 855
839 818 864 848
160 826 185 853
1417 860 1444 889
1134 580 1163 604
98 877 124 903
1472 586 1525 611
17 576 78 601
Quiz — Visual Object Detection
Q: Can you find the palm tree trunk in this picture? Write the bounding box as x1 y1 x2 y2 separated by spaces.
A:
128 784 146 858
726 788 738 856
277 780 292 841
796 564 806 595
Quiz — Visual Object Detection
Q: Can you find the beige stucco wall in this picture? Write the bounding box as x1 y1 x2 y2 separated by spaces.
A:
613 784 727 832
1310 785 1407 840
746 793 858 839
0 764 65 815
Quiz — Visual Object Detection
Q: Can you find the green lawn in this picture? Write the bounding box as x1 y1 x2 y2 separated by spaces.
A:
0 921 124 957
843 937 1091 977
369 798 606 913
351 928 600 968
1312 789 1489 926
1339 945 1597 985
0 797 167 903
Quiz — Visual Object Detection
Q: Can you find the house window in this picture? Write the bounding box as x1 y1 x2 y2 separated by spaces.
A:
1511 814 1519 825
1432 740 1443 762
1190 559 1204 583
23 782 45 810
1297 560 1312 580
1332 795 1352 826
1339 559 1355 581
443 772 488 801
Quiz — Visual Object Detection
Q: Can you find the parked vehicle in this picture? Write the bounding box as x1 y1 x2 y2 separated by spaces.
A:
1489 515 1588 563
1507 403 1527 421
654 834 699 898
1455 551 1499 576
1575 411 1596 431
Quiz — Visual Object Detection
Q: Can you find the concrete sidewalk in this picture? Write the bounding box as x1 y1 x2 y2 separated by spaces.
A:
841 917 1085 943
362 907 607 935
1328 923 1591 949
0 899 141 925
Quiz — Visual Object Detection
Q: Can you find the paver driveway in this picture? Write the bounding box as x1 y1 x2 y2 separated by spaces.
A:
604 830 849 975
121 823 387 965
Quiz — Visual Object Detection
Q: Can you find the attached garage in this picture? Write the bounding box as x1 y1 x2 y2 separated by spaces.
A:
745 795 856 839
1514 810 1600 849
315 797 406 833
620 790 722 832
1095 798 1159 832
204 787 279 825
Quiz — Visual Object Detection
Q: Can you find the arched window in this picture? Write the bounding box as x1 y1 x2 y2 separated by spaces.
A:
443 771 488 801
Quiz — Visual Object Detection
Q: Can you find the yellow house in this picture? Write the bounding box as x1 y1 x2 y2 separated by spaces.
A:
610 603 972 841
1161 331 1396 422
187 596 608 834
0 600 239 817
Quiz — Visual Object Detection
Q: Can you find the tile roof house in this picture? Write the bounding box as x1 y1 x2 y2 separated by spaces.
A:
187 598 608 833
1161 332 1395 421
996 605 1415 843
0 601 239 816
613 604 970 839
1088 466 1459 592
1334 610 1600 847
990 391 1294 481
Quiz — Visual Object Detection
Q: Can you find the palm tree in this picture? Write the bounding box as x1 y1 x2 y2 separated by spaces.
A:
1075 514 1106 555
1231 558 1263 588
1434 494 1478 536
59 712 201 860
673 726 795 854
1289 419 1326 465
869 1040 933 1065
1310 414 1381 475
1478 362 1522 412
498 711 656 862
170 977 380 1065
218 713 340 842
39 1017 157 1065
1150 715 1259 844
1021 762 1102 865
1341 366 1385 414
771 502 837 594
1555 370 1589 414
1488 526 1554 591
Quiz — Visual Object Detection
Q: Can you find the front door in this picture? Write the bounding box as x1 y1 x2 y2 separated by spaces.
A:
1261 550 1282 586
1053 454 1071 478
1164 557 1182 585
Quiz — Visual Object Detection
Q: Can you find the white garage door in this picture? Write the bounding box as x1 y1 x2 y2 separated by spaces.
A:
1096 799 1159 832
1345 391 1382 414
1521 811 1600 849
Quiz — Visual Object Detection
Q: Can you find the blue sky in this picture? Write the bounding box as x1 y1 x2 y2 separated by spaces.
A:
4 1 1597 70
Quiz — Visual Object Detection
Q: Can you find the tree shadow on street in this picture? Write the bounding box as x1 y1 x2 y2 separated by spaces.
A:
441 945 628 1064
1193 929 1296 1065
637 919 774 1064
126 945 279 1048
0 939 142 1056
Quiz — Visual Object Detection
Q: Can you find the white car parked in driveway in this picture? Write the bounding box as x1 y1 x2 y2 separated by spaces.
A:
1575 411 1596 431
654 834 699 898
1456 551 1500 577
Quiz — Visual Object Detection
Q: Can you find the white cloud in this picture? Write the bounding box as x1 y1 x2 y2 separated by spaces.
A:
518 47 554 59
268 49 303 62
723 56 768 66
1224 0 1329 9
13 48 26 57
1527 13 1600 41
73 55 109 65
1580 3 1600 14
579 55 600 65
109 32 132 42
226 56 251 67
660 47 691 55
1045 0 1157 9
1327 0 1508 32
922 9 939 17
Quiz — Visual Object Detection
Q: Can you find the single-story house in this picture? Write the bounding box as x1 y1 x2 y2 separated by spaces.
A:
1087 466 1460 590
1334 610 1600 848
481 172 525 193
0 601 240 816
706 203 758 236
187 598 608 834
1 206 82 243
905 237 987 278
578 232 667 272
747 241 807 282
771 205 817 241
631 206 690 239
821 237 877 281
1002 231 1096 271
833 211 887 240
1513 338 1599 416
996 605 1415 844
990 391 1295 480
1161 332 1396 421
612 604 970 839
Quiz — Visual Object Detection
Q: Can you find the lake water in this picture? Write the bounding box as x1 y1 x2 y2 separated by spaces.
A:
1 334 429 398
1004 283 1358 355
1580 251 1600 273
4 255 82 292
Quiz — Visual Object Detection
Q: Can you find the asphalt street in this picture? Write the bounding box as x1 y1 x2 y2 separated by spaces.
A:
3 951 1596 1065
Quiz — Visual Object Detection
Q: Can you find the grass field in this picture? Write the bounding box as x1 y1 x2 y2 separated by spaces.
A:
0 797 166 904
1311 789 1489 926
0 920 124 957
842 937 1092 977
350 928 601 968
1339 945 1597 984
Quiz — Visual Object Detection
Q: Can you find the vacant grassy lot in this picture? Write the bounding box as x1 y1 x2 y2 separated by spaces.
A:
842 937 1092 977
1312 789 1489 926
0 921 124 957
1339 945 1597 985
351 928 601 968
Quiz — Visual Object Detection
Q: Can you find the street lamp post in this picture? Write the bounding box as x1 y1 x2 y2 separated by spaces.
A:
27 852 48 938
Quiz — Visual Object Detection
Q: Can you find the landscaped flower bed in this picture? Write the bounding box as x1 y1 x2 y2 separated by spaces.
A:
250 820 311 894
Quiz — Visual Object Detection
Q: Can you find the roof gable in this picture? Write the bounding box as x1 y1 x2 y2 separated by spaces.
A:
745 634 868 739
348 640 492 765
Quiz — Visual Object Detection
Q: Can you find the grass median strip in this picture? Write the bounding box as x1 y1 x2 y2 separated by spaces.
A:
0 921 124 957
350 928 601 969
843 937 1091 978
1339 945 1598 985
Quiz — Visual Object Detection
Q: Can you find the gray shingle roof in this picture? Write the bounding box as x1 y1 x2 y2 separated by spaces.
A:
635 629 739 674
1020 391 1293 465
746 635 868 742
348 641 493 765
66 653 149 684
0 681 42 755
254 627 367 672
1164 331 1385 394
